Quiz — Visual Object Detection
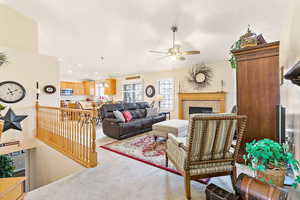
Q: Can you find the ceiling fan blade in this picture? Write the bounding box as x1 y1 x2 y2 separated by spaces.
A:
182 51 200 55
157 55 171 60
149 50 168 54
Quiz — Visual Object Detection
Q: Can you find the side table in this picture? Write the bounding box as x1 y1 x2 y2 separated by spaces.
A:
159 111 171 120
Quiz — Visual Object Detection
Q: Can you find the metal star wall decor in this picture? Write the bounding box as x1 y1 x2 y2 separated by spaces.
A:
0 108 27 132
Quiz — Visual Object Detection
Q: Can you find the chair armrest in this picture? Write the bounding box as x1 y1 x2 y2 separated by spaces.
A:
168 134 188 151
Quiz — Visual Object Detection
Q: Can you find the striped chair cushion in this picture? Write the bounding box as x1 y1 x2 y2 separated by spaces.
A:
189 162 233 176
186 114 237 162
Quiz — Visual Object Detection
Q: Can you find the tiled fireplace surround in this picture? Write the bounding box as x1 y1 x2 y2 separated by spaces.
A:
178 92 227 119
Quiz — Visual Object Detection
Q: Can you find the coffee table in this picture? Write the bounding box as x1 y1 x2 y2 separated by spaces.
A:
152 119 189 141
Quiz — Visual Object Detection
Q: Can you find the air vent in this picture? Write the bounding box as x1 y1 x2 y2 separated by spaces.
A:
125 76 141 80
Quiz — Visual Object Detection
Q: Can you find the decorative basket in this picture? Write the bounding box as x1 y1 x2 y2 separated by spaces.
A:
256 167 286 187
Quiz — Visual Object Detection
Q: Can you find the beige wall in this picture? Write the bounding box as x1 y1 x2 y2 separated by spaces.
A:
0 5 38 53
0 47 59 139
115 61 236 118
281 0 300 162
0 5 83 190
28 144 83 189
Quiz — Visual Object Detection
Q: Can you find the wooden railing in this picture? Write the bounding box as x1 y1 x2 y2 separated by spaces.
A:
36 103 97 168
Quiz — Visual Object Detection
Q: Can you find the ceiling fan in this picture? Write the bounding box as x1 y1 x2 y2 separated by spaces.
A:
149 26 200 61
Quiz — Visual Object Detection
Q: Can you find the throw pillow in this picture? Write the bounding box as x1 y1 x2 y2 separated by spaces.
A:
122 111 133 122
113 110 125 122
146 108 158 117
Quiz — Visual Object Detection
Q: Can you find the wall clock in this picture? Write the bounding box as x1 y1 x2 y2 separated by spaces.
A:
0 81 26 103
187 63 213 90
145 85 155 98
44 85 56 94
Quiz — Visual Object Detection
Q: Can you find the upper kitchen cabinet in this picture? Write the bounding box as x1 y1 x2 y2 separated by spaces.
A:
83 81 96 96
104 79 116 95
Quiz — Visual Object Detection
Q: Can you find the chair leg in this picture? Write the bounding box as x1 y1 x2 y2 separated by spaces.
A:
230 166 237 188
183 172 191 200
165 153 168 167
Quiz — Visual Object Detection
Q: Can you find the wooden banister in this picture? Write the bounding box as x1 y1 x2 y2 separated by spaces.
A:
35 103 97 168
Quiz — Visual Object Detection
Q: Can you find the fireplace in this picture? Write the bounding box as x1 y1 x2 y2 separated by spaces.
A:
178 92 226 119
189 107 213 114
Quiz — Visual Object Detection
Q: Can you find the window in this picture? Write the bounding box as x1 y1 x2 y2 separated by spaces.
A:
158 79 174 111
123 82 143 103
96 83 105 97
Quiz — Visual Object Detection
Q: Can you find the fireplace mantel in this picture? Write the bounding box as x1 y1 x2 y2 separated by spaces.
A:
178 92 227 119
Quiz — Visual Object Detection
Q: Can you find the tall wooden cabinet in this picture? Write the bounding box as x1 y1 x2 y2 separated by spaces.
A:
232 42 280 146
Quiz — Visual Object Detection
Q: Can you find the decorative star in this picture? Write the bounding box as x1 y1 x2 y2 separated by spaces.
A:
0 108 27 132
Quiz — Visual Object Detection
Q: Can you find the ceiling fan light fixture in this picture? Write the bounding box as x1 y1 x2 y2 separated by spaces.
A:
171 25 178 33
149 25 200 60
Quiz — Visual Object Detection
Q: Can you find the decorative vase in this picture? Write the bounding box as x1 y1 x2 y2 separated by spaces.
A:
256 167 286 187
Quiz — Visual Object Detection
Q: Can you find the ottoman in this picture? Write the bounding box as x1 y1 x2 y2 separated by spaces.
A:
152 119 189 140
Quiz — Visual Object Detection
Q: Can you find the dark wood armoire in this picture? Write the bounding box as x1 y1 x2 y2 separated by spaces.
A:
232 42 280 156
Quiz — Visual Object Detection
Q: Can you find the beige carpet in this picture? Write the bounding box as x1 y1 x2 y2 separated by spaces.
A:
26 129 253 200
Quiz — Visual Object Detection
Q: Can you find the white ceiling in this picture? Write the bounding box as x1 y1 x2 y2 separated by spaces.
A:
2 0 290 80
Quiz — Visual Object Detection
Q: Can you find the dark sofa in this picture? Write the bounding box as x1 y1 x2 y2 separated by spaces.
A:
100 102 166 139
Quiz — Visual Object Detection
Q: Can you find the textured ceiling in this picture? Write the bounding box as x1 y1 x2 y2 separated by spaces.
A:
2 0 290 80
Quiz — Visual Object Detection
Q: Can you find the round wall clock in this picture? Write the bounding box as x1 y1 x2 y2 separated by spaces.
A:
44 85 56 94
0 81 26 103
145 85 155 98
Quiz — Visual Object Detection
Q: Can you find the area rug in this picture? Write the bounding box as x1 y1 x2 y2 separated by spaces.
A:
100 134 210 184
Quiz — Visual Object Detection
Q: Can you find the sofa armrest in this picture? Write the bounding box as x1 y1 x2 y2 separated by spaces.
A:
102 118 122 139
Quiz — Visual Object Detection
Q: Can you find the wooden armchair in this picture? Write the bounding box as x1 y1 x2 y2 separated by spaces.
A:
165 114 247 200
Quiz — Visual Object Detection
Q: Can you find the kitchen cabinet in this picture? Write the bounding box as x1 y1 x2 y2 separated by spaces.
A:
60 81 85 96
104 79 116 95
73 82 84 96
83 81 96 96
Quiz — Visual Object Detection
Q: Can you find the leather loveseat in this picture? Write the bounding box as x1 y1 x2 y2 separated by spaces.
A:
100 102 166 139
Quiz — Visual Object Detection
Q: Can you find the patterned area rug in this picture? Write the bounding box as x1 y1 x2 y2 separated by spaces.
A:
100 133 210 184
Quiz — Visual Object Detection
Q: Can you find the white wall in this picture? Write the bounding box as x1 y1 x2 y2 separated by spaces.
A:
0 5 38 53
280 0 300 162
116 61 236 118
0 4 83 190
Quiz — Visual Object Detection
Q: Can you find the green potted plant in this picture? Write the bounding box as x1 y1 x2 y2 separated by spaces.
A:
0 155 15 178
229 39 241 68
244 139 300 188
0 52 8 66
